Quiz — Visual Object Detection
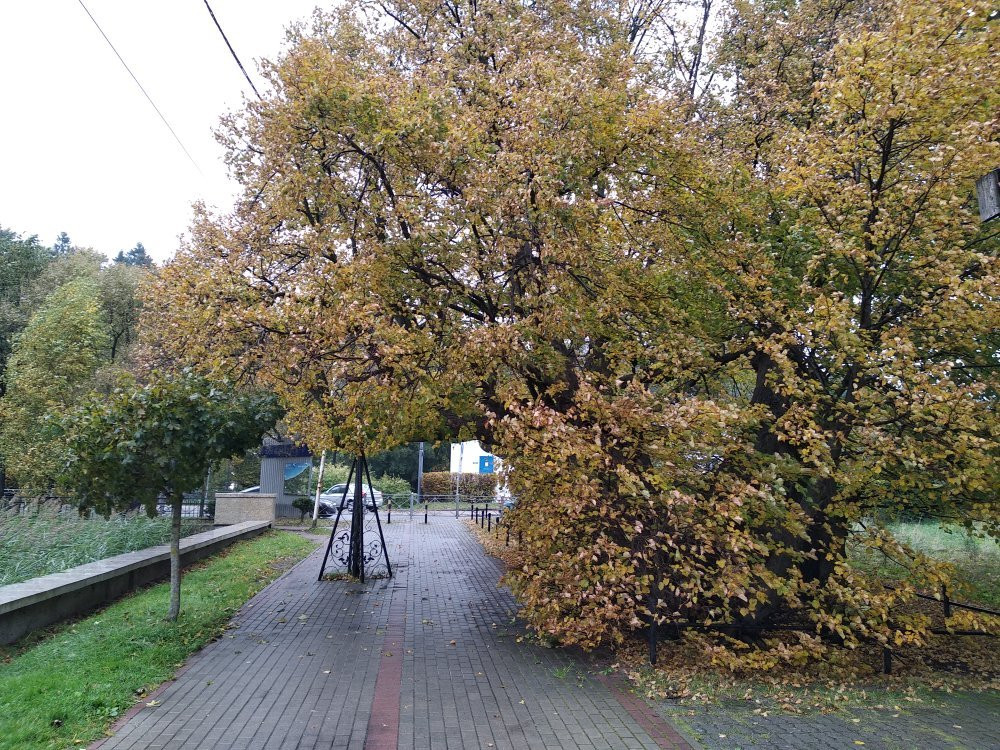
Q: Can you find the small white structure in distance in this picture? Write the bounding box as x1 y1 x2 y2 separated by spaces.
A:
450 440 498 475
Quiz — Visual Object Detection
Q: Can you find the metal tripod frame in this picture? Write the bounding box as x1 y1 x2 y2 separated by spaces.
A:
317 453 393 582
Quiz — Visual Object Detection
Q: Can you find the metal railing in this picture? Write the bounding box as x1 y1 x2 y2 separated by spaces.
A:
153 501 213 519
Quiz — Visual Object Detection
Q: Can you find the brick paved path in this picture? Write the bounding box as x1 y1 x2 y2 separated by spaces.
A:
656 690 1000 750
92 515 687 750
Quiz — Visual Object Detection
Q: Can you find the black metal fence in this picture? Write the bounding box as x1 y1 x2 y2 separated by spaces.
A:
640 582 1000 671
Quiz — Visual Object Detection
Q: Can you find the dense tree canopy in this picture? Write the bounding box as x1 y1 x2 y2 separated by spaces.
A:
0 235 150 490
114 242 154 268
60 371 280 619
144 0 999 657
0 227 50 398
0 277 108 489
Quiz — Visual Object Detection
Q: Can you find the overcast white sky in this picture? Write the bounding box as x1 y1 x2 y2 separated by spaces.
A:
0 0 324 263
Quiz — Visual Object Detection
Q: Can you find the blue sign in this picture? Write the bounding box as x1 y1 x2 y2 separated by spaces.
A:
479 455 495 474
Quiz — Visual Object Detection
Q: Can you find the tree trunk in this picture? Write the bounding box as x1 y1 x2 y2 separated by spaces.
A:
167 490 183 621
735 351 810 628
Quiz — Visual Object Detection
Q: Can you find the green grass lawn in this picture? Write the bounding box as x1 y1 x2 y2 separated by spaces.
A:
0 530 316 750
851 521 1000 608
0 505 208 586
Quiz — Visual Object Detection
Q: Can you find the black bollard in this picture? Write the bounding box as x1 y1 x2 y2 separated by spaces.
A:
505 528 510 546
470 503 474 519
487 513 492 532
424 501 428 524
387 498 391 524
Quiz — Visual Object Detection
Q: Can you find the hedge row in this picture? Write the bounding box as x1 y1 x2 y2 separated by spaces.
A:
420 471 497 497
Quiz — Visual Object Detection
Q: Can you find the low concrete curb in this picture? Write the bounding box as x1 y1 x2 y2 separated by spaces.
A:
0 520 270 644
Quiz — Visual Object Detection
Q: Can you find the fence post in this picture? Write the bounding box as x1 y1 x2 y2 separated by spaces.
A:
387 497 391 525
649 614 659 666
470 502 474 519
201 466 212 519
487 512 492 533
424 501 428 524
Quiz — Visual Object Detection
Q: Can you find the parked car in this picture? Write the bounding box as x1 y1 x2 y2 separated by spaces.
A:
318 484 383 517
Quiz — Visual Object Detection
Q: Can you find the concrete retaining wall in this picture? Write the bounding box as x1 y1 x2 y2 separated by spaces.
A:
214 492 276 525
0 520 270 645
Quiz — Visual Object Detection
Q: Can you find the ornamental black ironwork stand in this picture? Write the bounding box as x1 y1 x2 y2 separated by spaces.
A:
317 453 392 583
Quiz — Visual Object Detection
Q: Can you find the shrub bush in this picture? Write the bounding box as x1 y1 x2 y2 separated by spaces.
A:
291 496 312 521
420 471 496 498
373 474 411 498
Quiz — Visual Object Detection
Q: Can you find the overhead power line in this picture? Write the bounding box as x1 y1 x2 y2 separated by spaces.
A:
202 0 263 100
75 0 201 174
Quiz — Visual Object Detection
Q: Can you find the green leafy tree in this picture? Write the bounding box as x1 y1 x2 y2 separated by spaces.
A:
211 450 263 493
0 277 108 489
367 443 449 490
0 227 51 397
60 372 280 620
0 247 150 489
22 248 103 312
114 242 154 268
98 263 147 363
52 231 72 255
0 227 52 493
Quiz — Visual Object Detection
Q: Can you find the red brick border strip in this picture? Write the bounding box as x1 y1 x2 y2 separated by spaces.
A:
364 525 409 750
596 672 695 750
365 613 405 750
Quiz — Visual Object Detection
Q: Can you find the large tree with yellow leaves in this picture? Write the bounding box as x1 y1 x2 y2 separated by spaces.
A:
144 0 999 658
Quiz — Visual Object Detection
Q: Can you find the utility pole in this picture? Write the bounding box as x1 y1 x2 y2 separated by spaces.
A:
455 441 464 517
312 450 326 525
416 441 425 503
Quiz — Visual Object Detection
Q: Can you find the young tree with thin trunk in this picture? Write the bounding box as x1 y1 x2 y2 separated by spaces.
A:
59 371 279 620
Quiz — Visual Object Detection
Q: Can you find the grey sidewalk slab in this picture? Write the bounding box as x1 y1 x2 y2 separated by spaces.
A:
92 516 679 750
